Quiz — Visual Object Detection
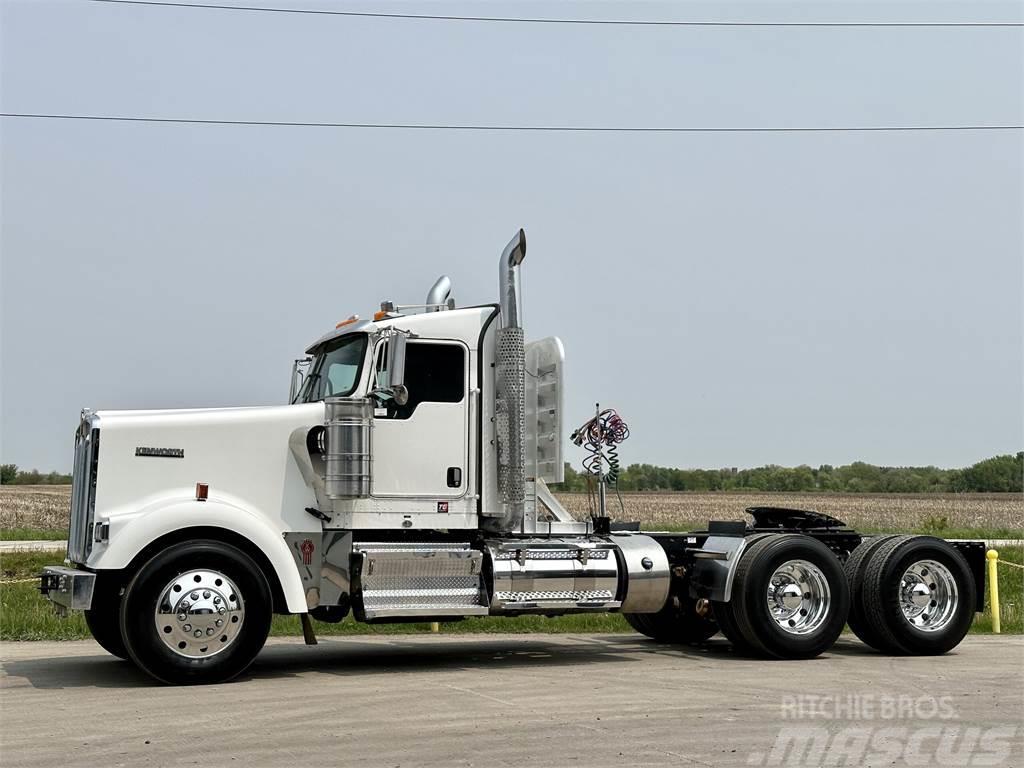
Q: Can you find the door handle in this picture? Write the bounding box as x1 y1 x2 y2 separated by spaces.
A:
447 467 462 488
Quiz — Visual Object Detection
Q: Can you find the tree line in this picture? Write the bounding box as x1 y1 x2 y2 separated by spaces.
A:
550 453 1023 494
0 465 73 485
3 453 1021 493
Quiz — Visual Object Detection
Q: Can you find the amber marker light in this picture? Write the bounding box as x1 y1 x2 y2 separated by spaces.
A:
335 315 359 329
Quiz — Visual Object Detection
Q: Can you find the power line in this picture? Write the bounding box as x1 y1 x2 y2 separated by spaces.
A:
2 113 1021 132
87 0 1024 28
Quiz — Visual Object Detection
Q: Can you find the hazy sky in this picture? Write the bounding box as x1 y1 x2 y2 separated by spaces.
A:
2 0 1022 473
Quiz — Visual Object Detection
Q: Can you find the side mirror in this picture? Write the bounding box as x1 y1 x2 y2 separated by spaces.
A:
372 333 409 406
289 357 312 403
386 333 408 405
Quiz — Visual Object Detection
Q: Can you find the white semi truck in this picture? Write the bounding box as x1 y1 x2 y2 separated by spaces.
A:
40 231 986 685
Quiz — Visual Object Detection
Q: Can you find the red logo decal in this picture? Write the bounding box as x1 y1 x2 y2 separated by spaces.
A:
300 539 315 565
437 501 449 513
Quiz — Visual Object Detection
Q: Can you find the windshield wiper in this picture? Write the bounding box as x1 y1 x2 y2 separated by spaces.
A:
293 372 321 404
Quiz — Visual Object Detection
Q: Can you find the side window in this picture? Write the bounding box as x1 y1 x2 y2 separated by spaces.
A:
378 342 465 420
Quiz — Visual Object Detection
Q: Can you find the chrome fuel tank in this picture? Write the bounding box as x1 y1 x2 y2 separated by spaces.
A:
486 534 670 615
487 538 621 612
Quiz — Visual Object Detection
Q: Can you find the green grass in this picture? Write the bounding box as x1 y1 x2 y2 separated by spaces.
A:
971 545 1023 633
270 612 630 637
3 546 1021 641
1 552 89 640
0 528 67 541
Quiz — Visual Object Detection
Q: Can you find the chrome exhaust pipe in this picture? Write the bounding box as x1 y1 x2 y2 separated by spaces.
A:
498 229 526 328
492 229 527 532
425 275 453 311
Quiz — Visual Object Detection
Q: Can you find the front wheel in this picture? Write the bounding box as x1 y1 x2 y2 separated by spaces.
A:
120 540 272 685
84 576 128 659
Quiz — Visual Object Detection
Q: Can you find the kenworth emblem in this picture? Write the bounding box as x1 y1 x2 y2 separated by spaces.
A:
135 447 185 458
300 539 315 566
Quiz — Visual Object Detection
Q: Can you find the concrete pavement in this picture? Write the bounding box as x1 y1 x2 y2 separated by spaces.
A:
1 633 1021 767
0 540 65 553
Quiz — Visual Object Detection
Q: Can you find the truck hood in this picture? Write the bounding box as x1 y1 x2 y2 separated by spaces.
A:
91 403 325 531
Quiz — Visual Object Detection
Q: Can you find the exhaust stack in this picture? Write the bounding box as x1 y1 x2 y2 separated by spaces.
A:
425 275 453 311
498 230 526 328
492 229 527 531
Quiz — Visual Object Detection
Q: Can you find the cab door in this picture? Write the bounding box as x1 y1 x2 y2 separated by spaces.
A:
371 339 469 498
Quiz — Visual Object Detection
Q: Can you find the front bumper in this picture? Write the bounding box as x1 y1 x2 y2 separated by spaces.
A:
39 567 95 615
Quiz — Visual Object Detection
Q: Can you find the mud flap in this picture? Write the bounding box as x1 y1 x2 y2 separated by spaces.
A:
300 613 318 645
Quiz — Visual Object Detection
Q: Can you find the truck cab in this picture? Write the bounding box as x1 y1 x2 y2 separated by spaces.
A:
294 307 488 528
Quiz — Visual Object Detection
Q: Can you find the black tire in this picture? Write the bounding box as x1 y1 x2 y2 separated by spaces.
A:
729 534 850 659
711 600 756 653
844 535 903 648
860 536 975 655
120 540 273 685
84 577 129 659
623 596 719 644
623 612 656 636
710 533 777 655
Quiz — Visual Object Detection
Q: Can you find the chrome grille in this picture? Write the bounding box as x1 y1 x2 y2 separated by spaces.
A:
67 412 99 564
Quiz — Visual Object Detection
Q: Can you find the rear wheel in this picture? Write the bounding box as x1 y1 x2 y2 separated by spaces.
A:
844 535 902 648
728 534 850 659
860 536 975 655
623 595 718 644
710 533 775 654
711 600 753 652
120 540 272 685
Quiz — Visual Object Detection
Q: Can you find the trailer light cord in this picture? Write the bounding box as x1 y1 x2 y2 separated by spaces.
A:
571 408 630 518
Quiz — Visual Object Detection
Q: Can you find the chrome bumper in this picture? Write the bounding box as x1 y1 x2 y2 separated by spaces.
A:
39 566 95 615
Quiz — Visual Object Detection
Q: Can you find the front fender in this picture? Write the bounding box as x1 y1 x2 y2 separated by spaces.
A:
87 499 309 613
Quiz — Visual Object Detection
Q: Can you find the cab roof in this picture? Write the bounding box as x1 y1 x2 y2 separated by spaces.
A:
304 305 498 355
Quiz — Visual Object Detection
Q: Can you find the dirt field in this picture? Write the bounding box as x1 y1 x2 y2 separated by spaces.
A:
0 486 73 532
2 485 1021 535
559 491 1024 534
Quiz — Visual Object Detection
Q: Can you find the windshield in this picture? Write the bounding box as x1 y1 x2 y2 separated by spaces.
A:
295 333 367 403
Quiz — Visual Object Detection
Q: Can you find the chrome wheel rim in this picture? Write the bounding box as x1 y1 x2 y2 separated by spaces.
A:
766 559 831 635
154 569 244 658
899 559 958 632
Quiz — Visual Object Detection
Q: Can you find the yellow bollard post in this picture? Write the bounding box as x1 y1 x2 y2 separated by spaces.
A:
430 621 440 634
987 549 1000 634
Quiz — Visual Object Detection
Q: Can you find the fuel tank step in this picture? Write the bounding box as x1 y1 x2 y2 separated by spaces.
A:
353 543 489 620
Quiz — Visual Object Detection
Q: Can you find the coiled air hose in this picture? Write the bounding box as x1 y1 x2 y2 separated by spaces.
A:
570 408 630 518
